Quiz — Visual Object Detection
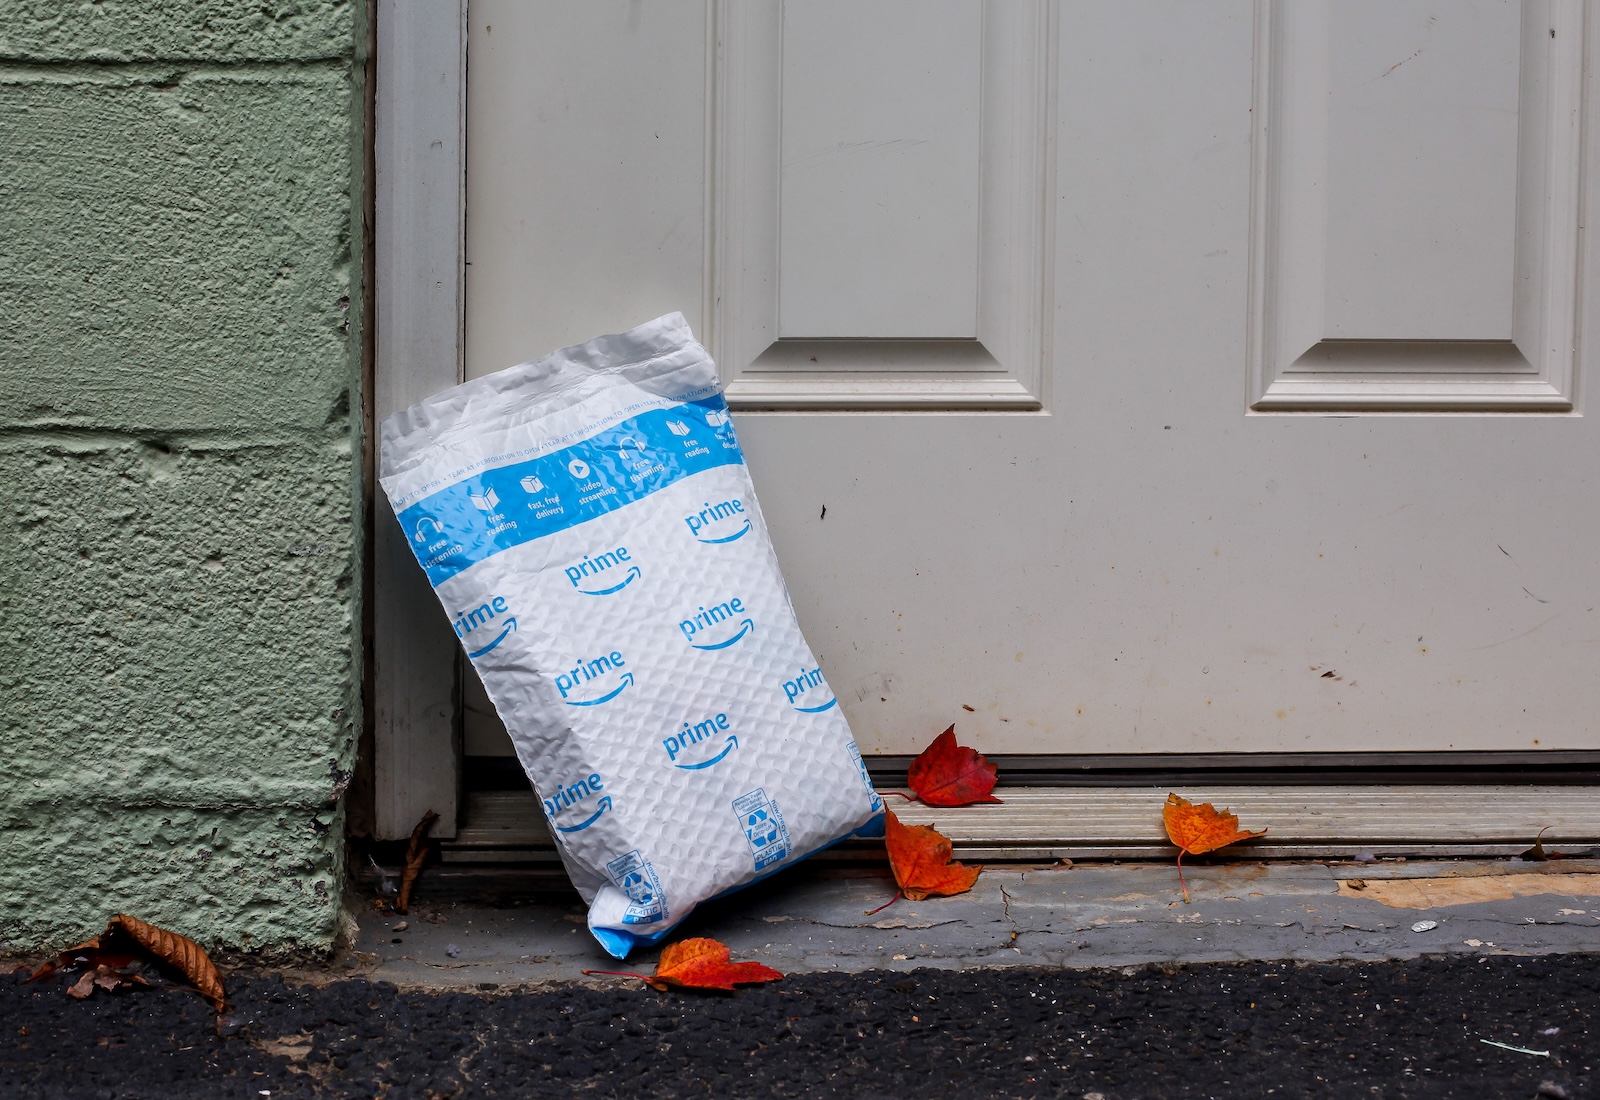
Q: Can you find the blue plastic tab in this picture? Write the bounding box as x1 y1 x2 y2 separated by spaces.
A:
400 396 744 586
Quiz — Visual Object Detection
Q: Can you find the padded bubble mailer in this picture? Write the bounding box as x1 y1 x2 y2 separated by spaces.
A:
380 313 885 957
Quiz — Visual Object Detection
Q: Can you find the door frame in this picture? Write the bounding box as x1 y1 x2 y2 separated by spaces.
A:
373 0 467 839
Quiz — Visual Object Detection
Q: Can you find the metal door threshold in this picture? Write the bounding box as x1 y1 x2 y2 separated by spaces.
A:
440 786 1600 864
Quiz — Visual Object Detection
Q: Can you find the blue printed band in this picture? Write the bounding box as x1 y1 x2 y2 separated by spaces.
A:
400 396 743 586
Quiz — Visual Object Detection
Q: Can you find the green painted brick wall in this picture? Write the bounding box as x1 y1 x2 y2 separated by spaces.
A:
0 1 366 951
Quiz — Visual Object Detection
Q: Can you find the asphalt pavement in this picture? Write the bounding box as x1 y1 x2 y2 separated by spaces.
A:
5 858 1599 1098
4 953 1596 1098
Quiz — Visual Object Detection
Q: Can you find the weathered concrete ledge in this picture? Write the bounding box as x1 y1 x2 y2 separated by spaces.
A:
350 860 1600 990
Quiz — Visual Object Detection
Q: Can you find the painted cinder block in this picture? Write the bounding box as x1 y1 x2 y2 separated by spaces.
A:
0 0 354 64
0 0 365 950
0 806 344 953
0 70 356 432
0 438 357 783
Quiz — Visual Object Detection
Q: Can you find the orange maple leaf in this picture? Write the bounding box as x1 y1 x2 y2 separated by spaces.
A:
1162 792 1267 902
647 939 783 992
884 809 981 902
584 938 782 992
906 726 1002 807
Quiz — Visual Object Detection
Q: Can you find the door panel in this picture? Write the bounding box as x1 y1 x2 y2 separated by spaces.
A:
711 0 1052 407
463 0 1600 758
1251 0 1583 409
777 0 983 338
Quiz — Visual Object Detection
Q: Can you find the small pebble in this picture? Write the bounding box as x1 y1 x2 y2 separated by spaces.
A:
1411 920 1438 933
1540 1027 1561 1036
391 921 409 932
1353 852 1377 863
446 944 460 958
1537 1082 1570 1099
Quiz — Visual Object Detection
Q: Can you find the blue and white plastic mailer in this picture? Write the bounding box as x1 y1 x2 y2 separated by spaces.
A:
380 314 885 957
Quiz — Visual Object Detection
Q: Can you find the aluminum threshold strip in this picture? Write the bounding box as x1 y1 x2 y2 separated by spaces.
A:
440 786 1600 864
868 751 1600 786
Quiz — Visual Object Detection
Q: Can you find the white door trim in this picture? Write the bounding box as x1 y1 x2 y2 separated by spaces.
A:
372 0 468 839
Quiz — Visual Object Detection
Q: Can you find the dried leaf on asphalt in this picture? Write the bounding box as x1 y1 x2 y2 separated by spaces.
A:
27 915 225 1012
111 915 226 1012
67 964 147 1000
23 937 110 986
584 937 783 992
1162 792 1268 902
906 726 1002 807
885 809 981 902
396 809 439 914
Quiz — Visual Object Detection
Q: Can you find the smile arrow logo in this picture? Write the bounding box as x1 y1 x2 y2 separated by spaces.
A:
690 618 754 651
577 565 641 596
555 795 612 833
695 519 751 545
466 617 516 658
565 672 634 707
674 735 738 771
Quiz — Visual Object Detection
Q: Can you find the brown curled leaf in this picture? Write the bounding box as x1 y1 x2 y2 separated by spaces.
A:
111 915 226 1012
24 937 105 985
396 809 439 914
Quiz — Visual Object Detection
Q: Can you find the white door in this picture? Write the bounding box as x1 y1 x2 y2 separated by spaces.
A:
457 0 1600 761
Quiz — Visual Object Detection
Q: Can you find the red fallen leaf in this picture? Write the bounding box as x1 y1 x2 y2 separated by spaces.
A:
906 726 1001 807
584 937 783 992
884 809 981 902
1162 793 1268 903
